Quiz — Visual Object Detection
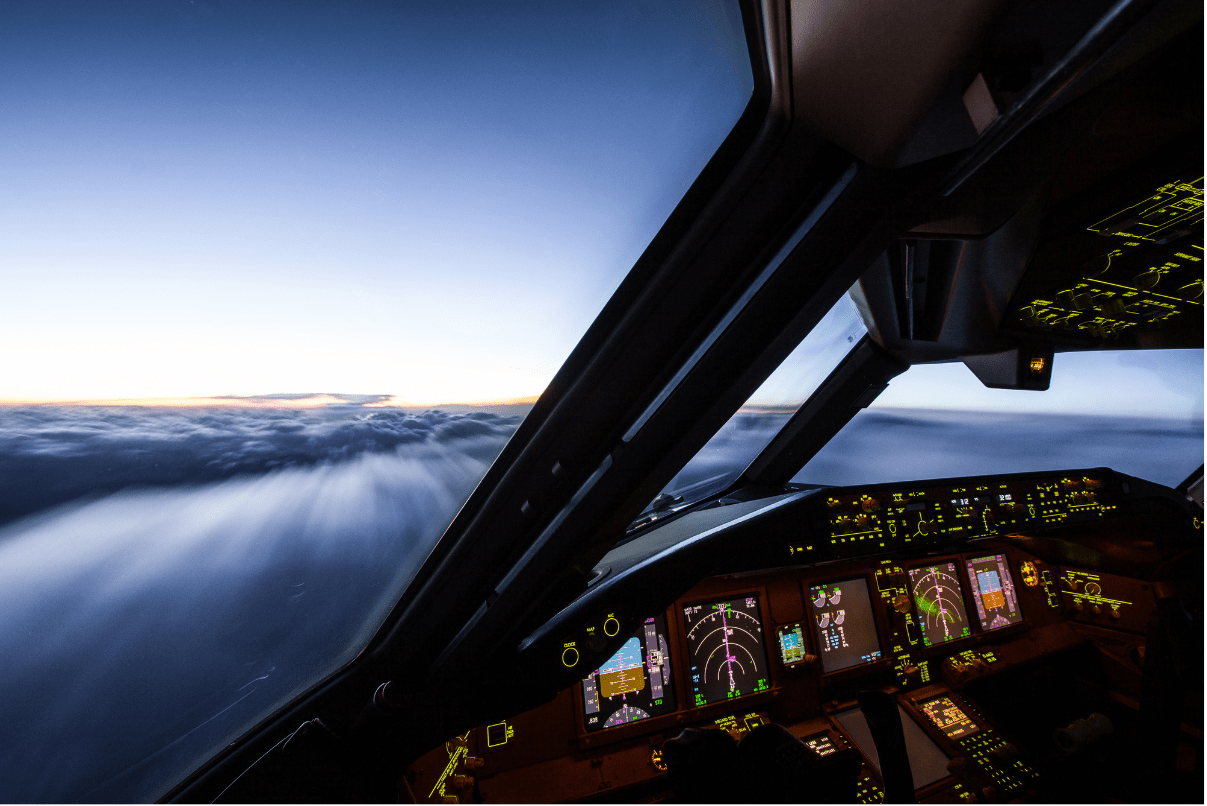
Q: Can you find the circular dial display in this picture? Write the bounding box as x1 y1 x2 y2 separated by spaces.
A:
582 614 675 732
908 562 972 646
682 596 769 707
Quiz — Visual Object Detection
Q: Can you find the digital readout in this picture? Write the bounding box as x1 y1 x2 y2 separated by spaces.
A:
802 732 839 756
683 596 770 707
776 623 807 666
582 614 676 732
805 577 882 673
965 554 1023 631
919 695 980 739
908 562 972 646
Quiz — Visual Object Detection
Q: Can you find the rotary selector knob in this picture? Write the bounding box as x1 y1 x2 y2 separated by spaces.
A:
893 593 912 613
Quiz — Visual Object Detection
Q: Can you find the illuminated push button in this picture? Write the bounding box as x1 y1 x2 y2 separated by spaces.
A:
603 616 621 637
562 646 580 667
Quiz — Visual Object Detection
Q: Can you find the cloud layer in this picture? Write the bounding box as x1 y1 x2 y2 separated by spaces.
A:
0 406 518 528
0 405 520 802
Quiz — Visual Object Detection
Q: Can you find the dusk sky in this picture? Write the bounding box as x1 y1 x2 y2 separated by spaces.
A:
1 1 1201 419
0 0 751 404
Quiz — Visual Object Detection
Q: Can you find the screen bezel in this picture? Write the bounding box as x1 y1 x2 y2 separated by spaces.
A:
681 591 774 708
773 621 812 669
963 552 1025 634
915 693 982 740
801 573 891 681
580 612 678 734
904 557 976 650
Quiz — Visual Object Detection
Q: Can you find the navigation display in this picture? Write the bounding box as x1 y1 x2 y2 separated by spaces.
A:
918 695 980 739
582 614 675 732
965 554 1023 631
805 577 883 673
908 562 972 646
683 596 770 706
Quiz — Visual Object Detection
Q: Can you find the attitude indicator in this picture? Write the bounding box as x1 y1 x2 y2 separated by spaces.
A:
965 554 1023 631
582 614 675 732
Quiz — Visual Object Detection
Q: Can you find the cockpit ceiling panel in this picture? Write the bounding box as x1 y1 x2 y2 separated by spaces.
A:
1004 174 1203 348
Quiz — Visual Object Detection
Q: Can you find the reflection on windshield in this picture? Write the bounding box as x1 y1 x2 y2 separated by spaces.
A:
796 349 1204 488
637 296 867 523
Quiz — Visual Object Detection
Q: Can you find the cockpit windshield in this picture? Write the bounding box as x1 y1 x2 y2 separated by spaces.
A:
635 295 867 525
796 349 1204 489
0 3 752 802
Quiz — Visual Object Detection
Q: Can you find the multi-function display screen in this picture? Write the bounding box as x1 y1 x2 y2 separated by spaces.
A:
918 695 980 739
805 577 883 674
907 562 972 646
776 623 808 666
582 614 675 731
965 554 1023 631
682 596 770 706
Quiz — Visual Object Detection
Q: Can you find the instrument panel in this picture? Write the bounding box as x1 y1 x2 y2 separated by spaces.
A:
409 469 1194 803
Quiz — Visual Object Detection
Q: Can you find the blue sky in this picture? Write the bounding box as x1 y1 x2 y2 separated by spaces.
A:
0 0 751 403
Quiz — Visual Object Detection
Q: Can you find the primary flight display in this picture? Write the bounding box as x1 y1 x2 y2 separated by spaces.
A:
582 615 676 731
965 554 1023 631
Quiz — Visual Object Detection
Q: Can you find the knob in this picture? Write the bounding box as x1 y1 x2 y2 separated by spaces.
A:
893 593 912 613
1073 601 1083 612
463 757 485 770
1109 608 1121 621
1092 605 1102 615
903 665 921 684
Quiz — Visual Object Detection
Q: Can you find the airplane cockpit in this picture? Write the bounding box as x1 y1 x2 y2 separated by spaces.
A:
160 0 1202 802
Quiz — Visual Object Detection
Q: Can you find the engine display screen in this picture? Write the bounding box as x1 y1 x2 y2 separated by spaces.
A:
965 554 1023 631
582 614 675 732
918 695 980 739
908 562 972 646
776 623 808 666
805 577 883 673
683 596 770 706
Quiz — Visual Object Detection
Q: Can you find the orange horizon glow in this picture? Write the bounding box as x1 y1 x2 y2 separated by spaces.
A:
0 393 540 410
361 394 538 409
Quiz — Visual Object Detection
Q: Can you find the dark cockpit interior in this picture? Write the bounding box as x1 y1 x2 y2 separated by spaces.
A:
167 0 1202 802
